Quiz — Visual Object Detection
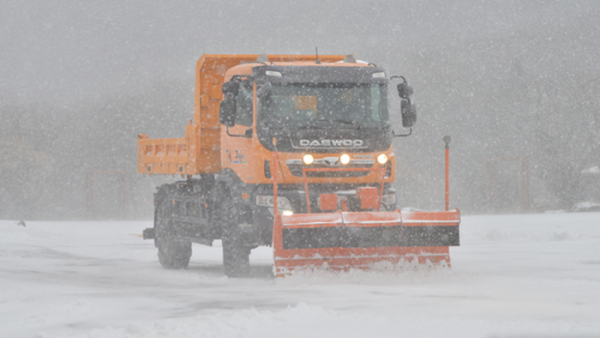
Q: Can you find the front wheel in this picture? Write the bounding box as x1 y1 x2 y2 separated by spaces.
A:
157 237 192 269
154 192 192 269
221 195 251 278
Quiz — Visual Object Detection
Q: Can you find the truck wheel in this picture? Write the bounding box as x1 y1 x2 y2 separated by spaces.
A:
221 195 251 278
155 194 192 269
157 238 192 269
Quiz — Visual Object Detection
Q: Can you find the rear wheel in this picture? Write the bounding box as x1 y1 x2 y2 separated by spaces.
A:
221 193 251 277
155 191 192 269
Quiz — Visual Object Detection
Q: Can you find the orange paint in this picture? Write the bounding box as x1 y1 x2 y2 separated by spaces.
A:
319 193 338 211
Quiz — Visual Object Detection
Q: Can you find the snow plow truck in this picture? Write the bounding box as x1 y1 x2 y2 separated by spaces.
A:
138 54 460 277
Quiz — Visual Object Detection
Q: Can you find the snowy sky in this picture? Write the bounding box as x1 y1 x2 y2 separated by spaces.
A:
2 0 596 104
1 1 599 218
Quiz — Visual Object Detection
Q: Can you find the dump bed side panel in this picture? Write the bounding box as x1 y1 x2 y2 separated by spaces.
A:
137 124 198 175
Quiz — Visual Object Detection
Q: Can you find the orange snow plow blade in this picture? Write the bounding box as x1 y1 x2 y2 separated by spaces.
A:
273 209 460 277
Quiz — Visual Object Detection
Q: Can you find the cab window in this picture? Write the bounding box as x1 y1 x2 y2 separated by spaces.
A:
235 80 253 127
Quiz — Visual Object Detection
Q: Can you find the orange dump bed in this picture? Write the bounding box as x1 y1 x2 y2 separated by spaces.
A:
137 54 345 176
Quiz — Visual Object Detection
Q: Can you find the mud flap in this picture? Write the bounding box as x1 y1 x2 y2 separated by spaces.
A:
273 209 460 277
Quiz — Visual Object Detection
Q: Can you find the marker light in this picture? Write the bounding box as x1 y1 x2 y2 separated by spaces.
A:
303 154 314 165
377 154 388 165
340 154 351 165
265 70 282 77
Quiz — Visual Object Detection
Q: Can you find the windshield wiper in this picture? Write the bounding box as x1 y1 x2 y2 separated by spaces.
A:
292 120 328 129
317 118 362 129
295 124 328 130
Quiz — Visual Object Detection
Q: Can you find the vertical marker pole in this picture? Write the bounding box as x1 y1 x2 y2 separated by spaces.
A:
443 136 451 211
303 168 311 213
272 138 278 214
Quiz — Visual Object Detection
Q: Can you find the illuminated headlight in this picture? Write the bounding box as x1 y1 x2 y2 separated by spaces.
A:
381 193 397 206
340 154 350 165
303 154 314 165
377 153 388 165
256 195 292 209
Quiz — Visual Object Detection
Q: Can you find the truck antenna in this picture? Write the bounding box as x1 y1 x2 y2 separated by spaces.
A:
315 47 321 64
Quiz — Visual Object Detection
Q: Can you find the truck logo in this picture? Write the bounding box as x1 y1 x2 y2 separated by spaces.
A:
233 150 246 164
297 139 366 148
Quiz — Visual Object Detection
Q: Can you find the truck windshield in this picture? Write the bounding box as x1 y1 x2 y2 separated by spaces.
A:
258 83 388 130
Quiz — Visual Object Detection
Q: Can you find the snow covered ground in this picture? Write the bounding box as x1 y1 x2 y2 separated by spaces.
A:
1 213 599 338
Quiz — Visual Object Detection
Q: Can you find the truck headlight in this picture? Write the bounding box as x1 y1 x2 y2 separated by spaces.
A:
303 154 314 165
340 154 350 165
377 153 388 165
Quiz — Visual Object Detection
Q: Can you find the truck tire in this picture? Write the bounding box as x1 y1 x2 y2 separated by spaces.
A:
155 192 192 269
221 194 251 277
157 237 192 269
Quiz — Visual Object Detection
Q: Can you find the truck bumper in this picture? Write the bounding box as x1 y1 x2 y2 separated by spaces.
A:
250 184 397 246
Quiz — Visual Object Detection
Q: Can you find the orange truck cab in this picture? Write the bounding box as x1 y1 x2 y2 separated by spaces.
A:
138 54 422 277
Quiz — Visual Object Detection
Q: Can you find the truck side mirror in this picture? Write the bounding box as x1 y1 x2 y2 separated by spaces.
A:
398 82 413 99
222 81 239 96
220 80 239 127
401 99 417 128
219 97 236 127
397 82 413 99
